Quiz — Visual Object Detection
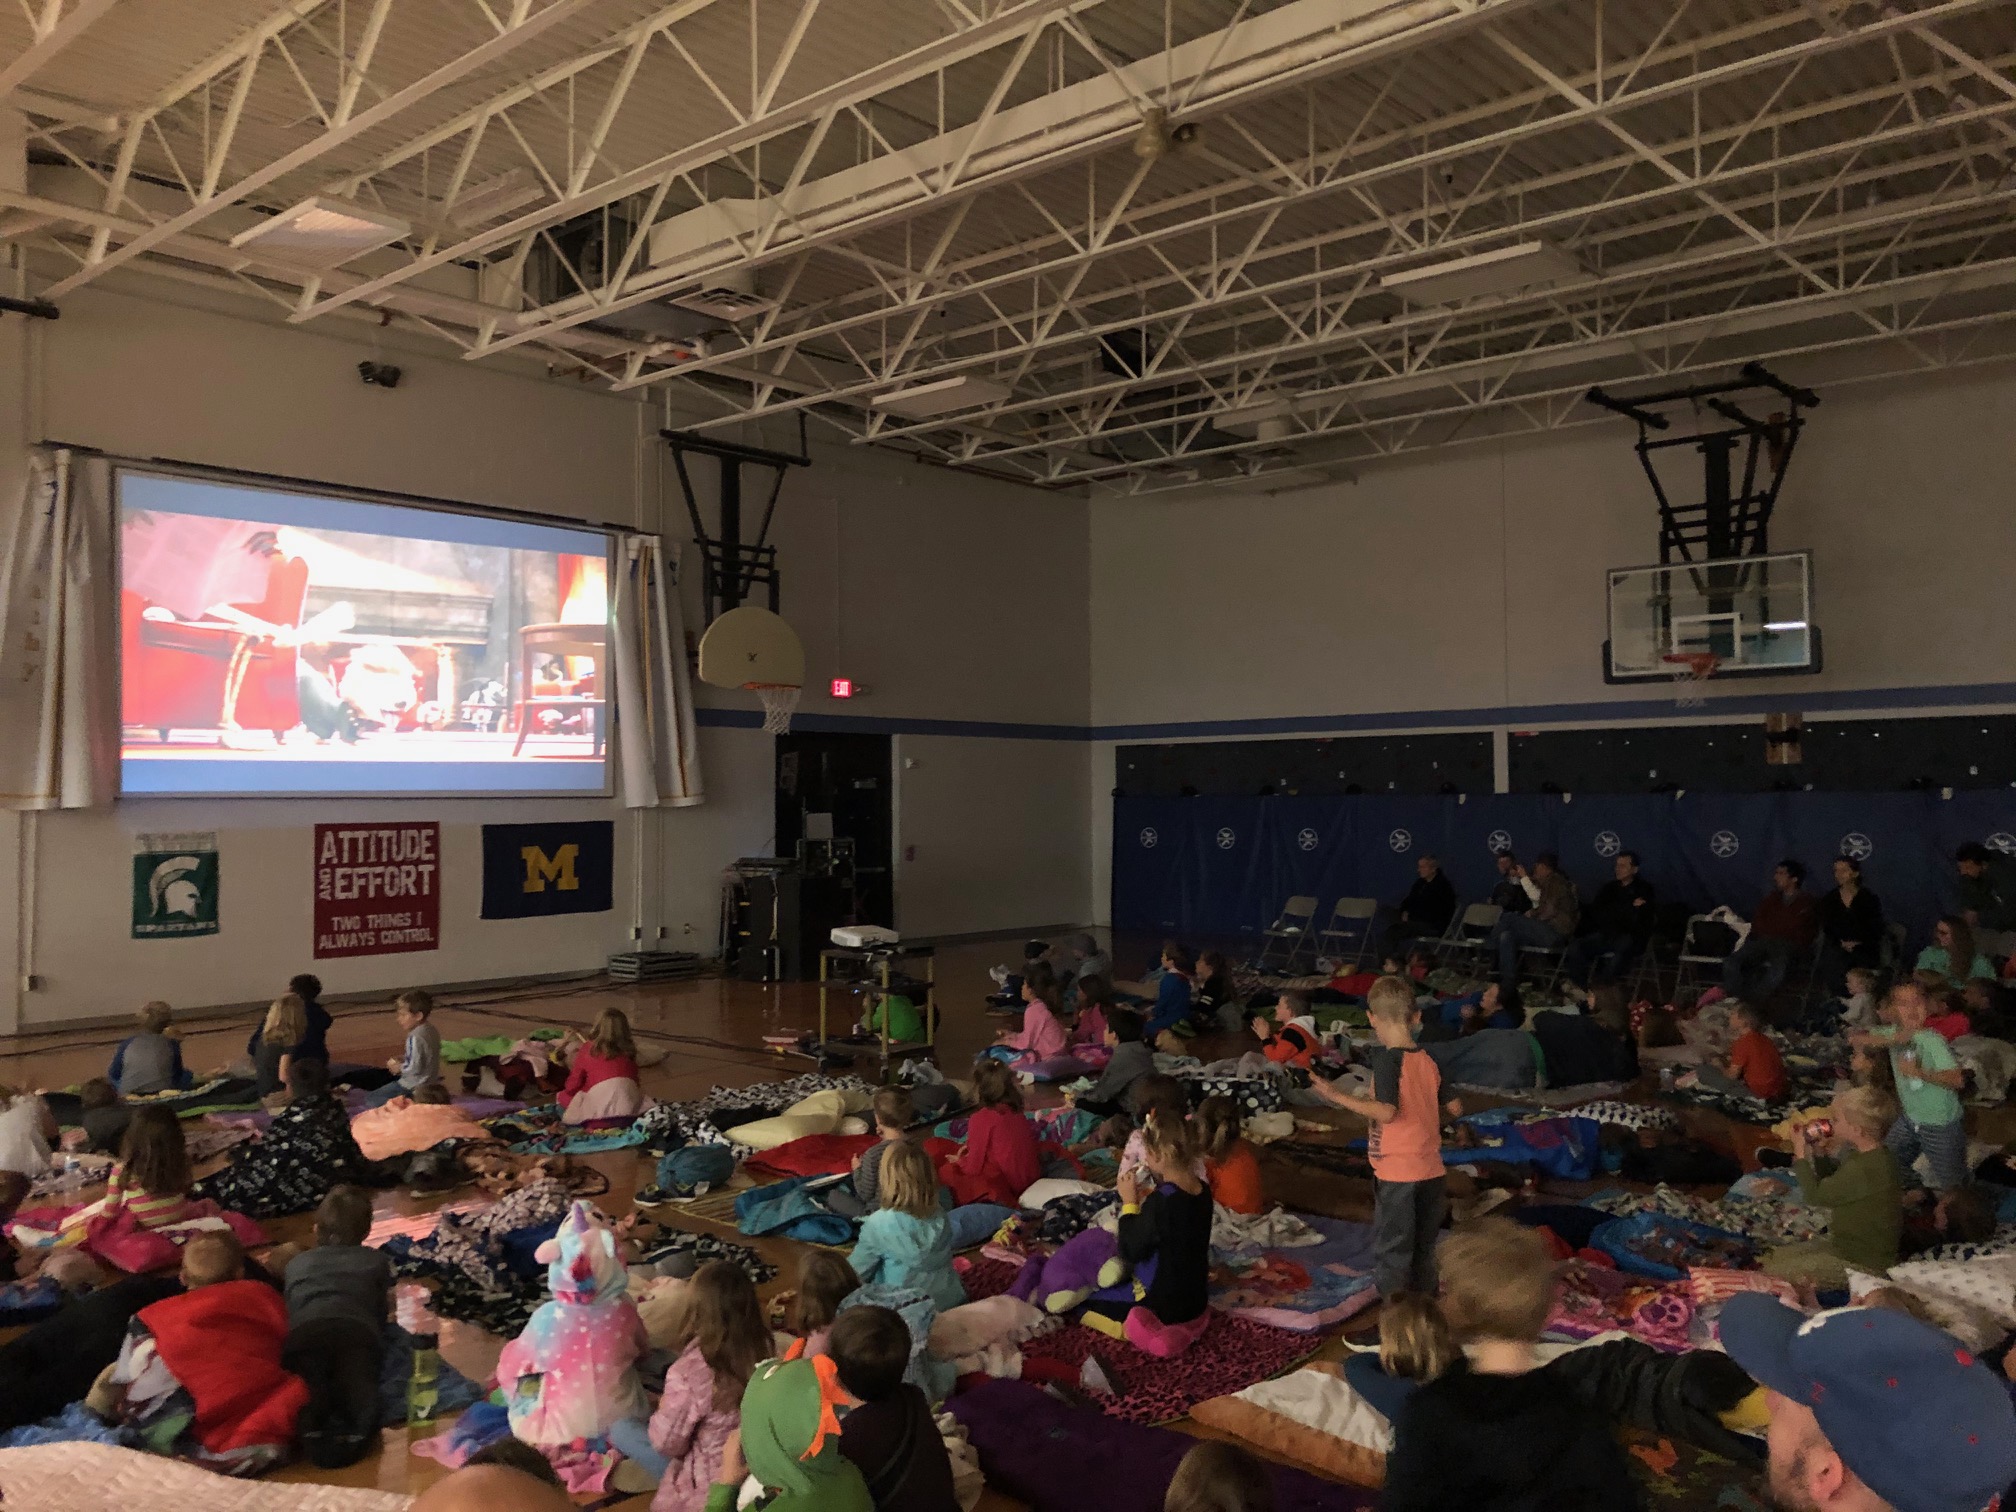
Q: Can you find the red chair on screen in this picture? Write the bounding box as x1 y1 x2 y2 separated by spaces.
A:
121 556 311 741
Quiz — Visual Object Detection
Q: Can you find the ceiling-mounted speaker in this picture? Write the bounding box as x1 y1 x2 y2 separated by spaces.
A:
1765 713 1804 765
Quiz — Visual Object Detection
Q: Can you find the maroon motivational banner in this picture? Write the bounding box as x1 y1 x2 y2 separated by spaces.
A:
313 822 441 959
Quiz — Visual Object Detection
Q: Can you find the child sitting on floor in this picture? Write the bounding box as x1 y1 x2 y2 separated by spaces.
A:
613 1259 770 1509
831 1088 913 1220
988 977 1067 1069
1250 990 1320 1067
0 1083 55 1181
1381 1219 1639 1512
1194 1094 1263 1216
108 1001 190 1097
1143 943 1197 1045
860 990 925 1045
829 1304 961 1512
1116 1075 1200 1188
253 993 307 1100
559 1008 644 1125
1164 1441 1277 1512
774 1250 861 1360
1070 976 1113 1055
62 1105 195 1240
1836 966 1880 1032
1761 1085 1903 1288
92 1230 308 1477
705 1355 872 1512
283 1185 392 1469
939 1059 1041 1208
1070 1007 1153 1120
850 1141 964 1313
1080 1106 1213 1359
359 990 443 1110
1681 1001 1788 1101
1193 951 1240 1035
1340 1289 1457 1424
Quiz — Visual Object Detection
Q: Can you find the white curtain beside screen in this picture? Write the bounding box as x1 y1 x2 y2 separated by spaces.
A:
0 448 117 810
611 533 704 808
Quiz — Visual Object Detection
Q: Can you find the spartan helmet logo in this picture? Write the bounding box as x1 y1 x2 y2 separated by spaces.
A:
148 855 204 919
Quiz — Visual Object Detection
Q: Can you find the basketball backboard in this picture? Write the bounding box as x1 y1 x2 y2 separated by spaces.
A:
1605 549 1818 683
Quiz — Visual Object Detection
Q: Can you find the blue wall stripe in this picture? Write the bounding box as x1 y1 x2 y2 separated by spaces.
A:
695 679 2016 744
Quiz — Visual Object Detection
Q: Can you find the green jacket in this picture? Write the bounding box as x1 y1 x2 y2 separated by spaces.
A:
1795 1144 1903 1275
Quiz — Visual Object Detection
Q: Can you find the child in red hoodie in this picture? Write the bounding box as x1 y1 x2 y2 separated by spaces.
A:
938 1059 1042 1208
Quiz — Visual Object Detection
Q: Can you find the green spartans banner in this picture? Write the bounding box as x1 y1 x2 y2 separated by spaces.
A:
132 833 220 939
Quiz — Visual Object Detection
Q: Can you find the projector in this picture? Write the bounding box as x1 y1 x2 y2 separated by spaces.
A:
831 925 899 949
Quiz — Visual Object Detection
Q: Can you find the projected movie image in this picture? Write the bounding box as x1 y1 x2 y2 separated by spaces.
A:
119 470 611 796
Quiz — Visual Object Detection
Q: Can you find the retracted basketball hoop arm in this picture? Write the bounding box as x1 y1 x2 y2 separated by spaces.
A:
661 416 810 623
1585 362 1819 567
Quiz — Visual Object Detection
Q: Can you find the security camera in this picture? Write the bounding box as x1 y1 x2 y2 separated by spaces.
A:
358 360 402 388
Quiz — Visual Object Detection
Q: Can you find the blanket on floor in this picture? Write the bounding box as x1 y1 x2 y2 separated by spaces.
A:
1350 1111 1604 1181
949 1378 1374 1512
1211 1214 1380 1332
1588 1176 1828 1248
961 1258 1317 1423
0 1442 410 1512
1549 1259 1699 1352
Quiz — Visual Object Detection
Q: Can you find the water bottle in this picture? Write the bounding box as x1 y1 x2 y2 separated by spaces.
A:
407 1333 441 1426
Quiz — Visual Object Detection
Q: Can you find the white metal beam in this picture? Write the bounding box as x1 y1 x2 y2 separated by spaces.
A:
39 0 603 298
0 0 125 104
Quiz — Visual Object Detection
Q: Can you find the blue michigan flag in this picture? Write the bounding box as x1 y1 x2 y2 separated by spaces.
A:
481 821 615 918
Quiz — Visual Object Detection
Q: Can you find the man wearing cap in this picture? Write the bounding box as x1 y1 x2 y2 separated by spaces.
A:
1719 1292 2016 1511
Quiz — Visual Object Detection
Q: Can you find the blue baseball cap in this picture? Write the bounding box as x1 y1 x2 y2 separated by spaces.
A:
1720 1294 2016 1512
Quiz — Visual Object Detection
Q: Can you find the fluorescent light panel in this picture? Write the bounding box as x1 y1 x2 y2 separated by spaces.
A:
870 375 1013 418
1379 240 1580 305
230 196 410 268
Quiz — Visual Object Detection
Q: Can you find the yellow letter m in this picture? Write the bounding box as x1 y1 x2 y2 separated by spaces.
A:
521 843 580 892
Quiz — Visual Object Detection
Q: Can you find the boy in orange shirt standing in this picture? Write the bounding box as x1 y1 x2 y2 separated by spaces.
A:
1313 977 1460 1295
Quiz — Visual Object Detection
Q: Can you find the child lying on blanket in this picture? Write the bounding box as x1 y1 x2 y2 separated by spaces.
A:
283 1185 391 1469
1250 991 1320 1068
89 1230 309 1478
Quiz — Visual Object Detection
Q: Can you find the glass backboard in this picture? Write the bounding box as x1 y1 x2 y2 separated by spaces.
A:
1605 549 1818 682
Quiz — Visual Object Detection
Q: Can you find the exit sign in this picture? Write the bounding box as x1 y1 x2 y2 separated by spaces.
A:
830 678 855 699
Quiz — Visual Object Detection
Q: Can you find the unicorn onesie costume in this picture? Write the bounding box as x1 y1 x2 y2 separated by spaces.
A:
496 1201 649 1445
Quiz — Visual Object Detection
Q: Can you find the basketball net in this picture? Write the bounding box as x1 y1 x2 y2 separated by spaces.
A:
1662 652 1719 710
750 683 801 735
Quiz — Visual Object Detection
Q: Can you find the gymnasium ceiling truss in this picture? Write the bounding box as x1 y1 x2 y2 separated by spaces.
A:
4 0 2016 495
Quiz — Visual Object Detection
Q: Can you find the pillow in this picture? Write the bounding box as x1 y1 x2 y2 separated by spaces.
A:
1019 1177 1105 1209
725 1088 870 1152
1189 1362 1389 1487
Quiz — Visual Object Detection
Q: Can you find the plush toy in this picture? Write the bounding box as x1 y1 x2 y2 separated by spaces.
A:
1006 1225 1156 1315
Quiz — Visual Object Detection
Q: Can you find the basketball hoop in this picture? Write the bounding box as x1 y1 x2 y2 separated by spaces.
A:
750 682 801 735
1663 652 1720 709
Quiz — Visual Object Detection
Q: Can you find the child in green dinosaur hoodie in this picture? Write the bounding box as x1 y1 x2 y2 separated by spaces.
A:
704 1354 871 1512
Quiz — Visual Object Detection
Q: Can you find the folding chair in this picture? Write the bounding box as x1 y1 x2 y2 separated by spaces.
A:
1255 895 1319 974
1314 897 1379 970
1436 903 1501 973
1674 914 1742 998
1517 933 1570 992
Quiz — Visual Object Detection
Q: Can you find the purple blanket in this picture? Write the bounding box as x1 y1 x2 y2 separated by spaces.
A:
949 1379 1372 1512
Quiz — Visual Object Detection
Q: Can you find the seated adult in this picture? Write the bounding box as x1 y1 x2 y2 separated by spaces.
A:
1485 852 1579 988
1485 849 1531 916
1386 854 1457 952
1956 840 2016 933
1560 851 1654 991
1719 1291 2016 1512
1723 859 1818 1004
1917 915 1996 984
1817 855 1884 995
